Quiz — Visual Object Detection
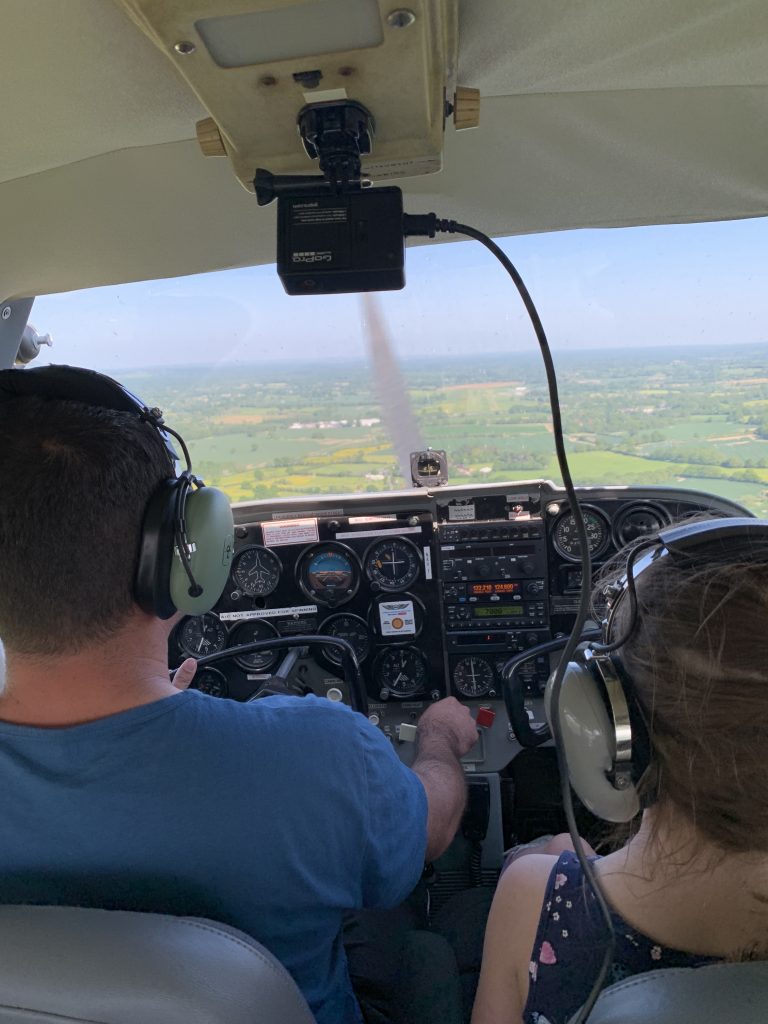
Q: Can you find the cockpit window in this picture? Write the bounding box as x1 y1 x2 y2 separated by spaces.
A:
32 219 768 515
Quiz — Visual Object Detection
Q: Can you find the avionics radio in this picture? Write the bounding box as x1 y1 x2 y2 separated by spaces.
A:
439 519 550 653
445 581 546 633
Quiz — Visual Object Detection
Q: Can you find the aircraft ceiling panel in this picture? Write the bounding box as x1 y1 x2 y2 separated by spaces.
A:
2 0 768 298
1 0 205 186
460 0 768 96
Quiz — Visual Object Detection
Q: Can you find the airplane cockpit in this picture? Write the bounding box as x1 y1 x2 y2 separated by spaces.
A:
2 2 768 1022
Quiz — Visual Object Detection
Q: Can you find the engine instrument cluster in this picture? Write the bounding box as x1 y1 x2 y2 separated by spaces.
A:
168 482 747 769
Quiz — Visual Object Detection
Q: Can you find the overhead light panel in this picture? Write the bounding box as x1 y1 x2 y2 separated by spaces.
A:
195 0 383 68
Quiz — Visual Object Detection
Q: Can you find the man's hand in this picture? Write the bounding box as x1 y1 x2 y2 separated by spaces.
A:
170 658 197 691
417 697 478 758
412 698 478 861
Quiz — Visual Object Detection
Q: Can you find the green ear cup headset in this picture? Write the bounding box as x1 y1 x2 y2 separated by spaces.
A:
504 516 768 823
0 364 234 619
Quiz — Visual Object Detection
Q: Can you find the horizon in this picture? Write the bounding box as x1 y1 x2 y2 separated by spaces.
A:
72 339 768 378
31 217 768 373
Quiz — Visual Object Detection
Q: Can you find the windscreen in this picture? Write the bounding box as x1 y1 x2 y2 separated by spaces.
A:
31 219 768 517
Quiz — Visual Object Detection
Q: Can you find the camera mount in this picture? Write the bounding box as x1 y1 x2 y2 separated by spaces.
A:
255 100 374 205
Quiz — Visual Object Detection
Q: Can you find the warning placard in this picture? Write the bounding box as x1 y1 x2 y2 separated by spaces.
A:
262 518 319 547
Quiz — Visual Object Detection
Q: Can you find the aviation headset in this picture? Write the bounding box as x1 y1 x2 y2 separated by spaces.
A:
0 364 234 619
546 516 768 823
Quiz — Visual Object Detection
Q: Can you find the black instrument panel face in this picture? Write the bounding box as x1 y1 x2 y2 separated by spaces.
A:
168 484 746 725
170 512 443 707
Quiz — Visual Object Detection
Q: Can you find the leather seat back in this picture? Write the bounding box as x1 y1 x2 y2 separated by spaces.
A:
0 905 316 1023
571 961 768 1024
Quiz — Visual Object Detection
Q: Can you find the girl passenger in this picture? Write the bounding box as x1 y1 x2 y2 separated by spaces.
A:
472 527 768 1024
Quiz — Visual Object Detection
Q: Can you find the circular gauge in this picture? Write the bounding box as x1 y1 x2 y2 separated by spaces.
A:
192 667 229 698
177 613 228 658
552 506 611 562
613 503 669 548
231 545 281 597
452 657 494 698
228 619 281 672
365 537 421 592
370 593 424 642
298 543 360 607
374 646 428 699
320 613 371 665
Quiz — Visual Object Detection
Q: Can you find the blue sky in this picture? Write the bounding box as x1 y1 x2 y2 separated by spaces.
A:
31 217 768 371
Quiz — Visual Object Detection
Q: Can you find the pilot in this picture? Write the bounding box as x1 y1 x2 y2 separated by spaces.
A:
0 381 477 1024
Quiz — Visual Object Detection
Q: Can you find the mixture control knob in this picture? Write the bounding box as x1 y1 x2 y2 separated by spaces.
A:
475 707 496 729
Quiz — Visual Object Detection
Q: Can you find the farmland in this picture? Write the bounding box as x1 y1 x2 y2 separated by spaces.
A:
120 343 768 516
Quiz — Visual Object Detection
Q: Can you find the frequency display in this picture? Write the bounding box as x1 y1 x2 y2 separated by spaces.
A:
473 605 524 618
468 581 522 596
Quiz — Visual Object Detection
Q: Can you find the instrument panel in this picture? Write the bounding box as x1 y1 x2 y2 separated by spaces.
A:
169 481 748 770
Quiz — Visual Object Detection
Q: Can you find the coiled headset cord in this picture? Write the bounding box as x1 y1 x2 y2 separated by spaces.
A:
404 213 615 1022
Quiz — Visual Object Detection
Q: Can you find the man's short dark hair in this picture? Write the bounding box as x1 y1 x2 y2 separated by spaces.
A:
0 395 171 655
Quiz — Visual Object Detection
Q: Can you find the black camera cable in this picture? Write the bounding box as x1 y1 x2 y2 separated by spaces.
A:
404 213 615 1023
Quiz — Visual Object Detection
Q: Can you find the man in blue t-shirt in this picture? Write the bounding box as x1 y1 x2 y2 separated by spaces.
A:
0 376 477 1024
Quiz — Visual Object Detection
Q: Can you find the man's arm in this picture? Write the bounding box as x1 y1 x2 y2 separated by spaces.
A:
411 698 478 861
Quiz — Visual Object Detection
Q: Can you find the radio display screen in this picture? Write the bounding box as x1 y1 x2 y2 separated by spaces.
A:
469 582 522 596
473 605 524 617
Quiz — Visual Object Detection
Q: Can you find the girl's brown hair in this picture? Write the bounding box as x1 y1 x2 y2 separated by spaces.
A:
598 535 768 854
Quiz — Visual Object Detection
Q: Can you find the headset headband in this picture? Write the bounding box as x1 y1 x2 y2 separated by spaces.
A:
602 516 768 648
0 364 179 465
0 363 234 618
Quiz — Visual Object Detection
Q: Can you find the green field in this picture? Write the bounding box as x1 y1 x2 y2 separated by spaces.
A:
123 344 768 515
